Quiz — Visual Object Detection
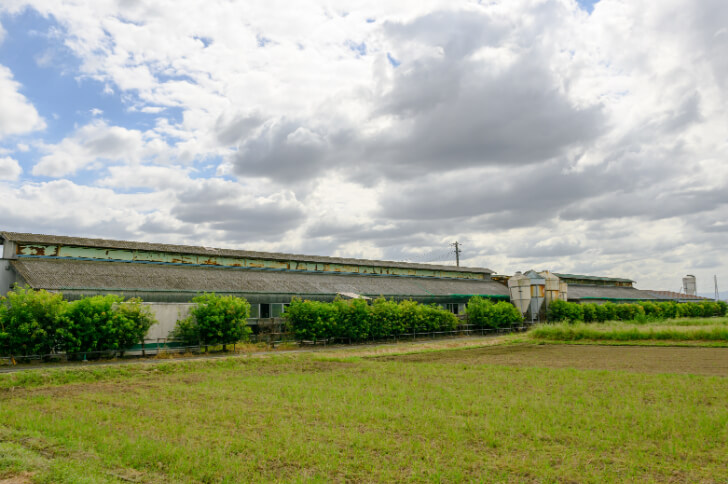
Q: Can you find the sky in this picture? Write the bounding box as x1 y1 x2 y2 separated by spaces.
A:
0 0 727 295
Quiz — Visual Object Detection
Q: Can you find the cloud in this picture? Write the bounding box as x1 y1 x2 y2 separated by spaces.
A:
171 179 306 240
1 0 728 291
0 156 22 180
32 120 158 177
0 65 45 139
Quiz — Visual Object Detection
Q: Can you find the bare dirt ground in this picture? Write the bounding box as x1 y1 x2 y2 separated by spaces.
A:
380 344 728 375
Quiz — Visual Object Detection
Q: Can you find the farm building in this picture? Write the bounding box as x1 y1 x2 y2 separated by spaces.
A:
0 232 510 320
553 273 669 303
506 270 680 319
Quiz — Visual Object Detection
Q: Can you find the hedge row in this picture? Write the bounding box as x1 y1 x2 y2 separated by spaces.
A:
0 285 156 359
171 293 252 348
465 296 524 329
547 299 728 323
284 297 460 342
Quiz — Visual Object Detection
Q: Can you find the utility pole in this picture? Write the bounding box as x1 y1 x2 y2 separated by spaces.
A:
451 241 461 267
715 275 720 301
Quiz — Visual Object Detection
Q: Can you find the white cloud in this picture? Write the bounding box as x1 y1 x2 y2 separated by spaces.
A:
1 0 727 290
0 156 22 180
0 65 45 139
32 120 162 177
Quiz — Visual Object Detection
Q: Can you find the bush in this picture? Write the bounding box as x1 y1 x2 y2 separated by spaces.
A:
539 298 725 326
0 285 68 358
63 295 157 355
173 293 251 349
467 297 523 329
491 301 524 328
335 298 371 341
658 301 678 319
615 303 644 321
581 303 598 323
639 301 662 319
370 298 405 337
717 300 728 316
284 297 459 342
466 296 495 328
547 300 583 323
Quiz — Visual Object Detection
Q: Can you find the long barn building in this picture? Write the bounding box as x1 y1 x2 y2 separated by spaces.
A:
0 232 510 318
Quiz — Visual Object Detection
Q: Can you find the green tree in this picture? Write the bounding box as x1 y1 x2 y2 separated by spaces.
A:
173 293 251 350
63 295 157 356
466 296 495 328
0 285 68 361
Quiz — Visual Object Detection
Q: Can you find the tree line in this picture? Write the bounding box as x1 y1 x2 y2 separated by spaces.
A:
546 299 728 323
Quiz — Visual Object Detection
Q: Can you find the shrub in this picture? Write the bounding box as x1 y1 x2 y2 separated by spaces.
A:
547 300 583 323
466 296 495 328
282 298 337 342
63 295 157 355
0 285 68 358
615 303 644 321
466 297 523 329
658 301 678 319
639 301 662 319
717 300 728 316
581 303 598 323
370 298 405 337
284 297 459 342
600 302 618 322
491 301 524 328
112 298 157 351
173 293 251 349
336 298 371 341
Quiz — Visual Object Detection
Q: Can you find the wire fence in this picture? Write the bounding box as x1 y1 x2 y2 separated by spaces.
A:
0 323 535 366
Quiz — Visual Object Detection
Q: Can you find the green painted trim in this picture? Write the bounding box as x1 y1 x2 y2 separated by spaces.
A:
577 297 664 301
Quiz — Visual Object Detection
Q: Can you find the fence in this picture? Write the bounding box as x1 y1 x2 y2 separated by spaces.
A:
0 322 535 366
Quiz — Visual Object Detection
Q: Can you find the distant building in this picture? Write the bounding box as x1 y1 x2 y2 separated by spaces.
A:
643 291 713 303
0 232 510 319
553 273 667 304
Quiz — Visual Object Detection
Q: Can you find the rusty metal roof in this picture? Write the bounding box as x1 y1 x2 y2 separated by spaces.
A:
0 232 494 274
11 258 510 298
567 285 669 301
554 273 634 283
645 290 712 301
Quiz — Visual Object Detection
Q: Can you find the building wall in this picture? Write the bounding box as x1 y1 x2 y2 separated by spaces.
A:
0 260 18 294
142 302 195 342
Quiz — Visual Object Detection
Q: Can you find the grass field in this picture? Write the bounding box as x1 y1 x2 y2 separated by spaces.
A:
1 338 727 483
528 317 728 344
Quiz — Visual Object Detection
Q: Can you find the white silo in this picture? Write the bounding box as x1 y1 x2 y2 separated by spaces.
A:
508 272 531 316
524 270 546 322
682 275 697 296
538 271 561 309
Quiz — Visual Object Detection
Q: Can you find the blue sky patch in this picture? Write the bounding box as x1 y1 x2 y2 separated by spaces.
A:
0 9 157 145
346 40 367 57
576 0 600 14
387 53 401 68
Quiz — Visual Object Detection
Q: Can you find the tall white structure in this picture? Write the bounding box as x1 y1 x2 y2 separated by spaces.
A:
682 275 697 296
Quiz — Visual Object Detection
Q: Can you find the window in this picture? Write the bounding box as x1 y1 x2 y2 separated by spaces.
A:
260 303 271 319
445 303 459 315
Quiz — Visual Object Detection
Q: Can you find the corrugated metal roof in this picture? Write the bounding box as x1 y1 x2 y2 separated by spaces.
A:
0 232 494 274
11 258 510 299
554 273 634 283
567 285 669 301
645 290 712 301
